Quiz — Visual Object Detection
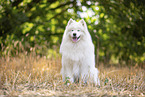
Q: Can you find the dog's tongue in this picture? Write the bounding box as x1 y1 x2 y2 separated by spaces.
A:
72 37 77 42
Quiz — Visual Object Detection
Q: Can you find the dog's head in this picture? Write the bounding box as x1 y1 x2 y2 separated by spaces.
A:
64 19 89 43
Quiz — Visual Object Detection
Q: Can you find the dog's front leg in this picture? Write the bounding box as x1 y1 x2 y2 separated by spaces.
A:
64 66 74 83
61 58 74 83
80 64 89 84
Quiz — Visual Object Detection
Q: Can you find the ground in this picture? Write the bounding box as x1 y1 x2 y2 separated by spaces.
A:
0 53 144 96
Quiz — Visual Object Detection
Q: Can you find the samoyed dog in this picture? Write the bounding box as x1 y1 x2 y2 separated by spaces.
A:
60 19 100 85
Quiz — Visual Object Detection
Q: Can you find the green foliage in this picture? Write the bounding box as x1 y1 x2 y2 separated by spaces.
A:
104 78 109 85
64 77 71 85
0 0 144 65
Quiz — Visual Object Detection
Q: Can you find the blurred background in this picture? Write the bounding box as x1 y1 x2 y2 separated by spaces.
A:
0 0 145 66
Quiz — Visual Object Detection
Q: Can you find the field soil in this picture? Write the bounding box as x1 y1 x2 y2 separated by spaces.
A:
0 54 145 96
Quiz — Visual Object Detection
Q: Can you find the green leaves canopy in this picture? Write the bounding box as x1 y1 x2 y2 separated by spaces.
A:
0 0 145 64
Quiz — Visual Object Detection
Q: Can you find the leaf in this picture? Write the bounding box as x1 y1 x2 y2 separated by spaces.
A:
104 78 109 85
64 77 70 85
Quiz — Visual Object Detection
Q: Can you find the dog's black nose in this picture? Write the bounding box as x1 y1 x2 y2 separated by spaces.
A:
73 33 76 36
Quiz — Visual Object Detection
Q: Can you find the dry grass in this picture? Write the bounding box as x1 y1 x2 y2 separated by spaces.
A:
0 53 145 96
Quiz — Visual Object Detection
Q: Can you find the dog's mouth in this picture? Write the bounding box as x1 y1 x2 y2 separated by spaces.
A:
72 36 80 42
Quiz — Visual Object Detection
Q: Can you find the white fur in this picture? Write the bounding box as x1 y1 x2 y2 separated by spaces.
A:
60 19 100 85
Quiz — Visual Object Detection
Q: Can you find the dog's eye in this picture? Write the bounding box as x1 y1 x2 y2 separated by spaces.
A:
77 30 80 31
71 30 74 31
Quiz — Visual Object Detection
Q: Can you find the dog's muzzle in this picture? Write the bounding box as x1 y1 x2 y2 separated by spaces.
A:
72 33 80 42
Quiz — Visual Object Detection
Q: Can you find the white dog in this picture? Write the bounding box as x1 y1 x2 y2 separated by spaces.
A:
60 19 100 85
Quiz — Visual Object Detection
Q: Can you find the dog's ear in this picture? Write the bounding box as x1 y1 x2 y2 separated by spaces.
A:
79 19 87 28
67 18 74 26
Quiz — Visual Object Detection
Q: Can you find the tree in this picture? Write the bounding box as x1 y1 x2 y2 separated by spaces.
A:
0 0 144 65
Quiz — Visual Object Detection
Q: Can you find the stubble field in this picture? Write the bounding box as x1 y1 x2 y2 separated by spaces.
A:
0 53 145 96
